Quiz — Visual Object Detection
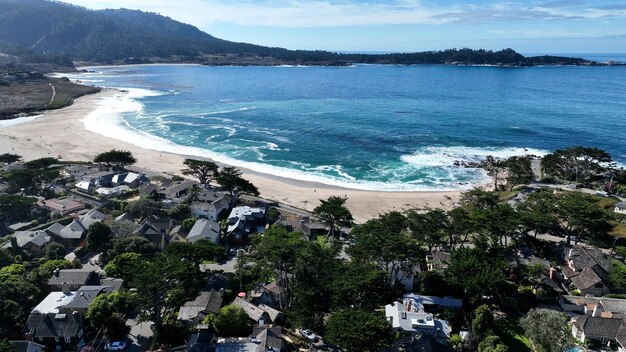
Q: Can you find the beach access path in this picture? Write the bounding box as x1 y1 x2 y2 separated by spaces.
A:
0 89 463 222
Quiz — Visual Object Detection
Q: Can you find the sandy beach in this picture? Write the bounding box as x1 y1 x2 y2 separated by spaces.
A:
0 90 464 222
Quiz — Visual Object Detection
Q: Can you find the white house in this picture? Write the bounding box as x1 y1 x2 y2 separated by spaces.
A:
190 192 232 220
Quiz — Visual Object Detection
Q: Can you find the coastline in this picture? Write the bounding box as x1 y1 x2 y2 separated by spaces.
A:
0 89 464 222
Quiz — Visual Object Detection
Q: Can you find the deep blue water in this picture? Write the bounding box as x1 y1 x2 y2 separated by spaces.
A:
61 64 626 191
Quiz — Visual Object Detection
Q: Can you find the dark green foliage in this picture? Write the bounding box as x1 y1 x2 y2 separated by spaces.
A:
325 308 392 352
86 222 112 251
609 260 626 291
94 149 136 168
555 192 614 244
478 336 508 352
211 305 251 337
0 338 15 352
517 190 559 237
103 236 159 263
445 246 507 298
0 194 36 221
125 198 162 219
542 146 612 182
182 159 219 186
168 203 191 221
164 240 225 266
504 156 534 190
406 209 448 251
24 157 58 170
182 217 197 231
312 195 353 239
0 268 41 339
103 252 143 280
472 305 495 339
85 291 136 339
0 153 22 164
520 309 573 352
216 166 259 203
45 242 66 260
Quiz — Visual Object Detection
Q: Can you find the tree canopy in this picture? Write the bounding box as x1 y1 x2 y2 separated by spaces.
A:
0 153 22 164
521 309 572 352
86 222 112 252
312 195 353 239
181 159 219 186
542 146 612 182
94 149 137 168
325 308 391 352
216 167 259 203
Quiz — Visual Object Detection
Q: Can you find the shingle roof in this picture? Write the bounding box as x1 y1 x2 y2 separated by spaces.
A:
45 222 64 237
569 267 604 291
187 219 220 243
577 316 623 339
79 209 106 229
48 269 96 287
616 202 626 210
232 297 266 322
568 245 612 275
253 326 283 352
59 219 87 239
10 340 46 352
178 290 224 321
2 231 51 249
258 304 282 322
26 313 83 338
60 286 115 310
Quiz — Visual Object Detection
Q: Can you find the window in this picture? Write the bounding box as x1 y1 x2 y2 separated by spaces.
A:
65 336 71 343
54 337 59 342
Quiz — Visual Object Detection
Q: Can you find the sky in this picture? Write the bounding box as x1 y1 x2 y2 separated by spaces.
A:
61 0 626 54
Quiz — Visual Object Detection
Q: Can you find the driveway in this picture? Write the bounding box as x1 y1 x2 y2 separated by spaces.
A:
200 255 238 273
126 318 153 352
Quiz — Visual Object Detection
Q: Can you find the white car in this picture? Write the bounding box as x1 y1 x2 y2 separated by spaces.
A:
300 328 318 342
105 342 126 351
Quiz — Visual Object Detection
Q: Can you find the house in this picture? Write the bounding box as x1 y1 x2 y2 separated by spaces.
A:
191 192 232 221
385 294 455 337
79 171 116 189
9 340 46 352
46 209 106 248
178 290 224 326
33 285 117 315
250 282 282 308
401 294 463 313
187 332 217 352
139 182 159 199
615 202 626 215
48 269 99 291
252 326 284 352
157 179 197 200
112 172 149 188
25 313 84 352
562 245 612 296
187 219 221 244
232 297 284 325
37 198 85 216
96 185 130 197
571 315 626 350
227 207 266 244
426 252 451 272
169 225 189 243
561 295 626 317
2 230 51 255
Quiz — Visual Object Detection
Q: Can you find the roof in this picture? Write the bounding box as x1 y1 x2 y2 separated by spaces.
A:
402 294 463 310
569 267 604 291
60 286 116 310
39 198 85 213
32 291 76 314
258 304 282 322
158 179 196 198
48 269 96 287
2 230 51 249
575 316 623 339
45 222 65 237
9 340 46 352
253 326 283 352
96 185 130 195
568 245 612 275
178 290 224 321
616 202 626 210
114 212 134 222
561 296 626 315
59 219 87 239
427 252 451 270
26 313 83 338
232 297 267 322
187 333 216 352
188 219 220 243
196 191 232 204
100 278 124 291
79 209 106 229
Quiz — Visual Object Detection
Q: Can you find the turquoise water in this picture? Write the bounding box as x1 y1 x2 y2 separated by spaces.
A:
62 64 626 191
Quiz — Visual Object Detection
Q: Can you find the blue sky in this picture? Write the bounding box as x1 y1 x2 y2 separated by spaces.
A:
62 0 626 54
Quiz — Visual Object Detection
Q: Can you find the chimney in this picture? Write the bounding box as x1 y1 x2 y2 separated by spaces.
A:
53 268 60 277
61 282 71 295
549 267 554 279
10 237 18 249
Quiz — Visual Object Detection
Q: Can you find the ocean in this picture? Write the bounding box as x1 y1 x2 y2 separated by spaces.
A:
59 64 626 191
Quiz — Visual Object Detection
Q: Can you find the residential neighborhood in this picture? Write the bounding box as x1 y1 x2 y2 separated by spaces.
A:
1 146 626 352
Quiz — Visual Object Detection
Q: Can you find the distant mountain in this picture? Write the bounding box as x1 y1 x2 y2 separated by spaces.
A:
0 0 603 67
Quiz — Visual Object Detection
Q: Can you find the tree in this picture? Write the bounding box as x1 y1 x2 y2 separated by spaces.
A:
312 195 353 239
216 167 259 203
126 199 162 220
86 291 136 339
478 336 508 352
521 309 573 352
86 222 112 252
211 305 250 337
0 338 15 352
164 240 225 267
348 212 422 288
331 261 394 309
94 149 137 169
0 195 36 221
182 217 197 231
325 308 391 352
555 192 614 244
168 204 191 221
181 159 219 187
517 190 558 239
45 242 66 260
406 209 448 252
504 156 534 190
444 246 507 298
542 146 612 182
472 305 495 339
460 189 500 210
103 253 143 279
0 153 22 165
483 156 508 191
104 237 159 263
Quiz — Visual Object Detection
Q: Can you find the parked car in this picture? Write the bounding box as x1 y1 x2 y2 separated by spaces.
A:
105 342 126 351
300 328 318 342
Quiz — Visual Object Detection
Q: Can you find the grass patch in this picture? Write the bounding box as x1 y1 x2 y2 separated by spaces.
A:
611 223 626 238
596 197 619 210
316 235 330 248
494 318 532 352
201 260 216 265
498 191 518 201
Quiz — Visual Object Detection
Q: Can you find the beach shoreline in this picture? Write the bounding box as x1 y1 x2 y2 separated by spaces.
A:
0 89 469 222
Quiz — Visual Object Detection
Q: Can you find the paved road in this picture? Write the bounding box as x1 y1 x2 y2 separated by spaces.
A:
200 255 238 273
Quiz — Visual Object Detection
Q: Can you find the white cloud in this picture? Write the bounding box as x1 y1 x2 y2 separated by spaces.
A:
61 0 626 28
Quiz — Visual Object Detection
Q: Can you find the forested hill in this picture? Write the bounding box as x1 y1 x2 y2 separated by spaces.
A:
0 0 605 67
